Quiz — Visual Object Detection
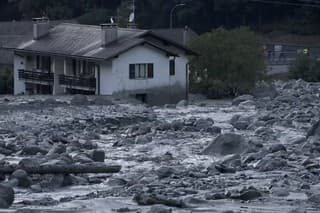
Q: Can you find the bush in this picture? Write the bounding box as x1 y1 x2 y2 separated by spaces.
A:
189 27 265 99
289 54 320 82
0 66 13 94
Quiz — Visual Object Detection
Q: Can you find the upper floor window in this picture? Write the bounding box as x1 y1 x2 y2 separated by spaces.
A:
169 58 175 76
129 63 154 79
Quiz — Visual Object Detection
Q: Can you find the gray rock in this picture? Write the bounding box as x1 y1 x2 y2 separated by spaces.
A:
93 97 113 105
135 135 152 144
47 144 66 155
73 153 94 164
176 100 188 107
232 95 253 106
18 158 42 168
156 166 176 179
201 133 248 156
11 169 31 188
70 95 89 105
269 144 287 153
308 194 320 204
252 82 278 99
0 184 14 208
133 193 186 208
215 164 236 173
90 150 105 162
230 115 250 130
147 205 172 213
255 156 288 172
107 178 127 186
238 190 262 201
21 146 47 155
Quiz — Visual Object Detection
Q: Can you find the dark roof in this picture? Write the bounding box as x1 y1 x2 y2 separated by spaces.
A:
0 20 75 65
11 23 196 60
151 28 199 46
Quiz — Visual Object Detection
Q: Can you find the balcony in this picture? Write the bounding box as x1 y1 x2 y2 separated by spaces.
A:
59 75 96 91
18 69 54 85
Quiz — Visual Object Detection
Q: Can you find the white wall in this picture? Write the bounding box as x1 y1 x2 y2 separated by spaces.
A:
99 61 113 95
13 54 26 95
52 57 65 95
111 45 188 93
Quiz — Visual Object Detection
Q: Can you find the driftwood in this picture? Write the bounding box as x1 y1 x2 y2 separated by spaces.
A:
0 164 121 175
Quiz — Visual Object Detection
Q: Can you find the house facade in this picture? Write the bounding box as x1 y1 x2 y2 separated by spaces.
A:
12 18 196 105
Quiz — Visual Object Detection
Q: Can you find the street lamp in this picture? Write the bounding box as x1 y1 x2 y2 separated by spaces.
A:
170 3 186 29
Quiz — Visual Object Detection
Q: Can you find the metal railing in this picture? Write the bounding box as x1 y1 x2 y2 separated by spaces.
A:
266 51 298 65
59 75 96 89
266 51 320 65
18 69 54 83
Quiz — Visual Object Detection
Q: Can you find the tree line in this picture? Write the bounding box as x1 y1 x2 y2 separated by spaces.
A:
0 0 319 34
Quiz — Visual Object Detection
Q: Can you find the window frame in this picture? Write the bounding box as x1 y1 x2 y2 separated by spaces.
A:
169 58 175 76
129 63 154 80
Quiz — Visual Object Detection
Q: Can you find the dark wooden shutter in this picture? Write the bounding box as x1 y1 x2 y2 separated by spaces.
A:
129 64 135 79
147 63 154 79
169 59 175 76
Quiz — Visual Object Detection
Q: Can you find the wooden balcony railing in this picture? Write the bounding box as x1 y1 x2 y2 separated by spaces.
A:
59 75 96 89
18 69 54 83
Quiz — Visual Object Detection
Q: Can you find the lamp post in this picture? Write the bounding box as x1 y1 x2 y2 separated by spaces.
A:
170 3 186 29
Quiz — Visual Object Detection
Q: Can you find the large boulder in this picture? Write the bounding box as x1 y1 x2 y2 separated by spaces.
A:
307 120 320 138
11 169 31 188
0 184 14 208
252 82 278 99
201 133 248 156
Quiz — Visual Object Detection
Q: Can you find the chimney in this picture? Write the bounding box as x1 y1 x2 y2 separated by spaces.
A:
33 17 50 40
101 23 118 46
183 26 189 46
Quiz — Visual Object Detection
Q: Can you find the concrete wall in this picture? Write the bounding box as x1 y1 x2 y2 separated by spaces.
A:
13 54 26 95
111 45 188 105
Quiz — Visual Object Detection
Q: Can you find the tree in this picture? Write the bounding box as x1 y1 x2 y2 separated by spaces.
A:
289 54 320 82
189 27 265 98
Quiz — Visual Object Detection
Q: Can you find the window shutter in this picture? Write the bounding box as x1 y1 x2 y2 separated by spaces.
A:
147 63 154 78
169 59 175 76
129 64 135 79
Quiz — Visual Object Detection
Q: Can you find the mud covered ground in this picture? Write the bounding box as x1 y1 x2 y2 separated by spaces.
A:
1 80 320 213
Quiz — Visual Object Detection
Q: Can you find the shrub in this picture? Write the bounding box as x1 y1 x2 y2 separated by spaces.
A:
0 66 13 94
189 27 265 99
289 54 320 82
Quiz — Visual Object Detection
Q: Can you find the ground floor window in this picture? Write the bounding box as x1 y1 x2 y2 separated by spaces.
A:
129 63 154 79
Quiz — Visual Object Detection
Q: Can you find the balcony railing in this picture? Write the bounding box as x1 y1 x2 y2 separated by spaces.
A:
18 69 54 83
59 75 96 89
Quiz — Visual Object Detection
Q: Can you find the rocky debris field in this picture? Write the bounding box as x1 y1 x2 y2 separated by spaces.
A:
1 81 320 212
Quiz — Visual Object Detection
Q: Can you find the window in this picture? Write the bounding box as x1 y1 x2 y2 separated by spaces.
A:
129 63 154 79
169 59 175 76
36 55 40 69
72 59 77 76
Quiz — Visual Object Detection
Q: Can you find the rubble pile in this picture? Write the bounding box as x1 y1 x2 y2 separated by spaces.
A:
0 80 320 212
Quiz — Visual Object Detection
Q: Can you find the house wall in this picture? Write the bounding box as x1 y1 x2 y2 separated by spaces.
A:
99 60 113 95
111 45 188 105
13 54 26 95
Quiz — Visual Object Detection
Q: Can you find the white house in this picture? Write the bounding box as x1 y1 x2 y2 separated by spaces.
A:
12 18 196 105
